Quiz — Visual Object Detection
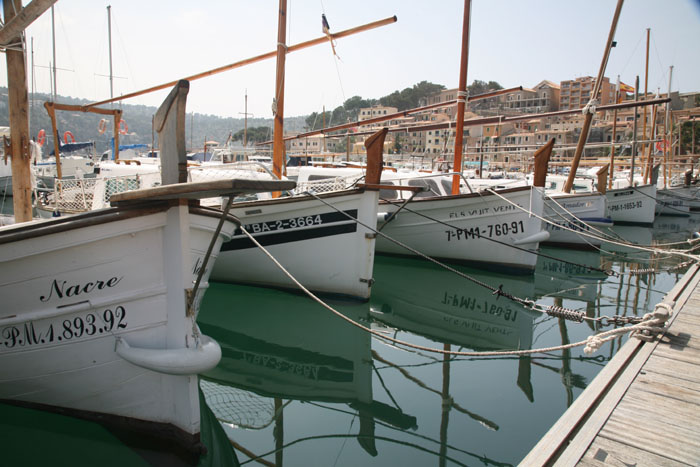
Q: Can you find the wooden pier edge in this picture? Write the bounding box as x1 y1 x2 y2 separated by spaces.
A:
519 263 700 466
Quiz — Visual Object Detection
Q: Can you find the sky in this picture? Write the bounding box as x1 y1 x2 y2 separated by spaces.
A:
2 0 699 122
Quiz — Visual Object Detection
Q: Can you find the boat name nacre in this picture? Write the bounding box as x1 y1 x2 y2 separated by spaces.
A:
40 276 124 302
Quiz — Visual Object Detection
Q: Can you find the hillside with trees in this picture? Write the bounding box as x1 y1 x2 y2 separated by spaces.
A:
303 79 503 132
0 79 506 152
0 88 306 154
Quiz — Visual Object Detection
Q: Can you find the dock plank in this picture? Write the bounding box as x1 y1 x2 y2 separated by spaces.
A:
633 369 700 404
578 436 690 466
653 344 700 365
642 355 700 385
598 405 700 465
519 264 700 466
617 388 700 429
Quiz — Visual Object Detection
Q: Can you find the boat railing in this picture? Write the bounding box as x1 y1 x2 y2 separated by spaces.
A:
191 161 278 181
37 175 147 214
293 173 365 195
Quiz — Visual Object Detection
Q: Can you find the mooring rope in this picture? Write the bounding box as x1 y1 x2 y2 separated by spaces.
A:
485 188 700 263
630 185 693 216
231 212 673 357
374 192 616 276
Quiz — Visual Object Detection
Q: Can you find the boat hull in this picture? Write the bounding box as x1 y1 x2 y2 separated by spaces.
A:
542 192 612 249
655 187 691 217
375 186 547 273
212 189 379 300
605 184 657 226
0 205 235 443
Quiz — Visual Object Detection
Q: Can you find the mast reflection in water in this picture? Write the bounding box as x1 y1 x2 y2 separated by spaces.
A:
1 223 690 465
194 223 684 466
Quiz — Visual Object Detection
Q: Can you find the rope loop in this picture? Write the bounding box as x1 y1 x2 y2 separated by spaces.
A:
582 98 599 115
456 90 469 104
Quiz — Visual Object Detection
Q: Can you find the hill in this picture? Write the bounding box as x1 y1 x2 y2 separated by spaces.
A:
0 88 307 154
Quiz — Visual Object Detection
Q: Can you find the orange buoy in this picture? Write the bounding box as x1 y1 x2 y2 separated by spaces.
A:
119 119 128 135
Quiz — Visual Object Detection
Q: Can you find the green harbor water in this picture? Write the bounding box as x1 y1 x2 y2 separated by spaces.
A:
1 216 697 466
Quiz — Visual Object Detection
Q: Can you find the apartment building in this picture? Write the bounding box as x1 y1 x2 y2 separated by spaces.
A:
503 81 560 114
559 76 616 110
358 105 398 122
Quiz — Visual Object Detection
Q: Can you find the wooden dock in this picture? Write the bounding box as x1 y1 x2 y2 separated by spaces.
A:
520 264 700 466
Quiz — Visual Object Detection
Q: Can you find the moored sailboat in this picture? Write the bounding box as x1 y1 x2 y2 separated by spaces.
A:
0 80 295 450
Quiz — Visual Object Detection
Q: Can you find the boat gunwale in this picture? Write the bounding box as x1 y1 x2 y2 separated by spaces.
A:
0 202 237 246
379 185 532 204
229 187 367 209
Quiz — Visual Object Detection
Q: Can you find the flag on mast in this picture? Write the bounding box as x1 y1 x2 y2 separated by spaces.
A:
322 14 338 57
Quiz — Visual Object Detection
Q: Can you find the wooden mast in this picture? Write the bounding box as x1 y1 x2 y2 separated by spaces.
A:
664 66 673 187
265 87 521 145
452 0 471 195
644 102 659 185
563 0 624 193
608 76 620 189
641 28 651 182
630 76 639 185
272 0 287 193
84 16 397 110
5 0 32 222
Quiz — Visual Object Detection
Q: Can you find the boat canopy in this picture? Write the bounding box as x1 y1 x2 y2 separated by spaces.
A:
49 140 96 156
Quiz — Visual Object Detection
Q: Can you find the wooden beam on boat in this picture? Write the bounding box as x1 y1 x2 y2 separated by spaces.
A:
83 16 398 109
260 87 522 145
0 0 56 48
4 0 32 223
314 97 671 142
596 164 609 194
44 102 123 163
109 179 297 205
364 128 388 187
563 0 624 193
532 138 554 188
272 0 288 187
452 0 472 195
357 183 424 192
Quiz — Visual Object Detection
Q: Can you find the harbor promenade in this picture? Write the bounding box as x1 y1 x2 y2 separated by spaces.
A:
521 263 700 466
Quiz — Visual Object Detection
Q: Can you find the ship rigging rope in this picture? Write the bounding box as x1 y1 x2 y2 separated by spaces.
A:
234 216 673 358
629 185 695 216
537 191 700 252
485 188 700 263
374 192 616 276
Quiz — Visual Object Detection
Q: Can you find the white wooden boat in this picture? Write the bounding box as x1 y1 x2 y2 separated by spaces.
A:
375 184 547 273
605 183 657 226
542 191 612 249
0 81 295 450
654 187 691 217
210 129 388 300
457 162 612 250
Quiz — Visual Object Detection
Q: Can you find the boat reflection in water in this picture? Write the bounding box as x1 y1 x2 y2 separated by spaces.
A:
370 255 537 352
0 391 236 466
196 247 632 466
370 254 541 409
535 246 607 305
197 282 417 462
